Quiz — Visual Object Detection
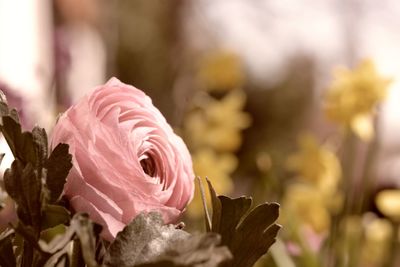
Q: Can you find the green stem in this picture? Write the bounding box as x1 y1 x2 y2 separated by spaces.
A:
22 240 34 267
341 131 357 215
71 239 84 267
345 116 381 267
384 222 399 267
326 130 357 267
356 114 381 215
346 224 363 267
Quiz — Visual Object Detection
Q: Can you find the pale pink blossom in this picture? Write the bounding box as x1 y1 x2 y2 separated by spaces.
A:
51 78 194 240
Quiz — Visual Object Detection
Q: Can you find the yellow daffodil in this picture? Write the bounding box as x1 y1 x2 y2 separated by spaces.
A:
361 216 392 266
283 183 331 233
283 134 343 233
198 51 245 92
365 217 392 243
324 59 391 141
186 149 236 218
375 189 400 220
287 134 341 195
184 90 251 152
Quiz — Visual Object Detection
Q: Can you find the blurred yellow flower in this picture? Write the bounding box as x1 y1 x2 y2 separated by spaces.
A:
184 90 251 152
283 183 331 233
365 217 392 242
324 59 391 141
362 216 393 266
283 134 343 233
256 152 273 173
186 149 236 218
287 134 341 195
375 189 400 220
198 51 245 92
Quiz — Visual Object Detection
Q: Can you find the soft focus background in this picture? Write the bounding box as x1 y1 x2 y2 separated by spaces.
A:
1 1 400 266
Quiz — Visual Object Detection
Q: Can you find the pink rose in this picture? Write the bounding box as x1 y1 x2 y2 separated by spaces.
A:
50 78 194 240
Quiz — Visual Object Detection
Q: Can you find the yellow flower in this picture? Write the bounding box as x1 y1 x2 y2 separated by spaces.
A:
287 134 341 195
186 149 236 218
283 135 343 232
184 90 251 152
198 51 245 92
324 59 391 141
375 189 400 220
361 216 392 265
256 152 273 173
283 183 331 233
365 217 392 242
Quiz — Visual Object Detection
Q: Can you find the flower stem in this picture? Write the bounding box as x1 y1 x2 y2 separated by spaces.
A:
384 222 399 267
326 130 357 267
71 239 84 267
356 113 381 215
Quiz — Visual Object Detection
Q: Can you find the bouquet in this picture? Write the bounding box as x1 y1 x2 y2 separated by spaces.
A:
0 78 280 267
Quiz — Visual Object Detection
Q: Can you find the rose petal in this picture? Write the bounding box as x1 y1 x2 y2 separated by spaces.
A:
70 195 125 241
51 77 195 240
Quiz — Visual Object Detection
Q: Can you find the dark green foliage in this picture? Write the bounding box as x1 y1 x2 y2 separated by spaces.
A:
0 229 16 267
45 143 73 203
206 179 281 267
0 93 73 267
1 116 36 165
41 205 71 230
4 161 41 229
105 212 232 267
0 91 281 267
134 233 231 267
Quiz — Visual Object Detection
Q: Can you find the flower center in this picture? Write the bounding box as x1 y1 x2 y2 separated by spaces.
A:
140 155 157 177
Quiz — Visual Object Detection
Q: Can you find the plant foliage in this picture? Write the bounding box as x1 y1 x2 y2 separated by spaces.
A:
0 92 280 267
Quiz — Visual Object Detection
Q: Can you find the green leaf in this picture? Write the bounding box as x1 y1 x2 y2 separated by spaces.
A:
70 214 99 267
135 233 232 267
230 203 281 267
40 224 67 244
13 214 97 267
13 221 53 267
104 212 232 267
0 97 48 172
41 235 73 267
32 126 48 170
206 179 281 267
39 224 75 254
0 229 16 267
41 204 71 230
0 90 19 123
40 214 99 266
0 94 75 267
13 223 44 252
0 116 36 165
45 143 72 203
197 177 212 232
4 160 42 230
214 195 252 246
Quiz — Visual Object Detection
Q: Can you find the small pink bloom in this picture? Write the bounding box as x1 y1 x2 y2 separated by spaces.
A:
286 226 326 256
51 78 194 240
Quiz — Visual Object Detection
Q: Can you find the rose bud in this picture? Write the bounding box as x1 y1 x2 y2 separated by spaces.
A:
51 78 194 240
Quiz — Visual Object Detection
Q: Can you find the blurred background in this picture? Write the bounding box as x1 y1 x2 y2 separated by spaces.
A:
1 1 400 266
